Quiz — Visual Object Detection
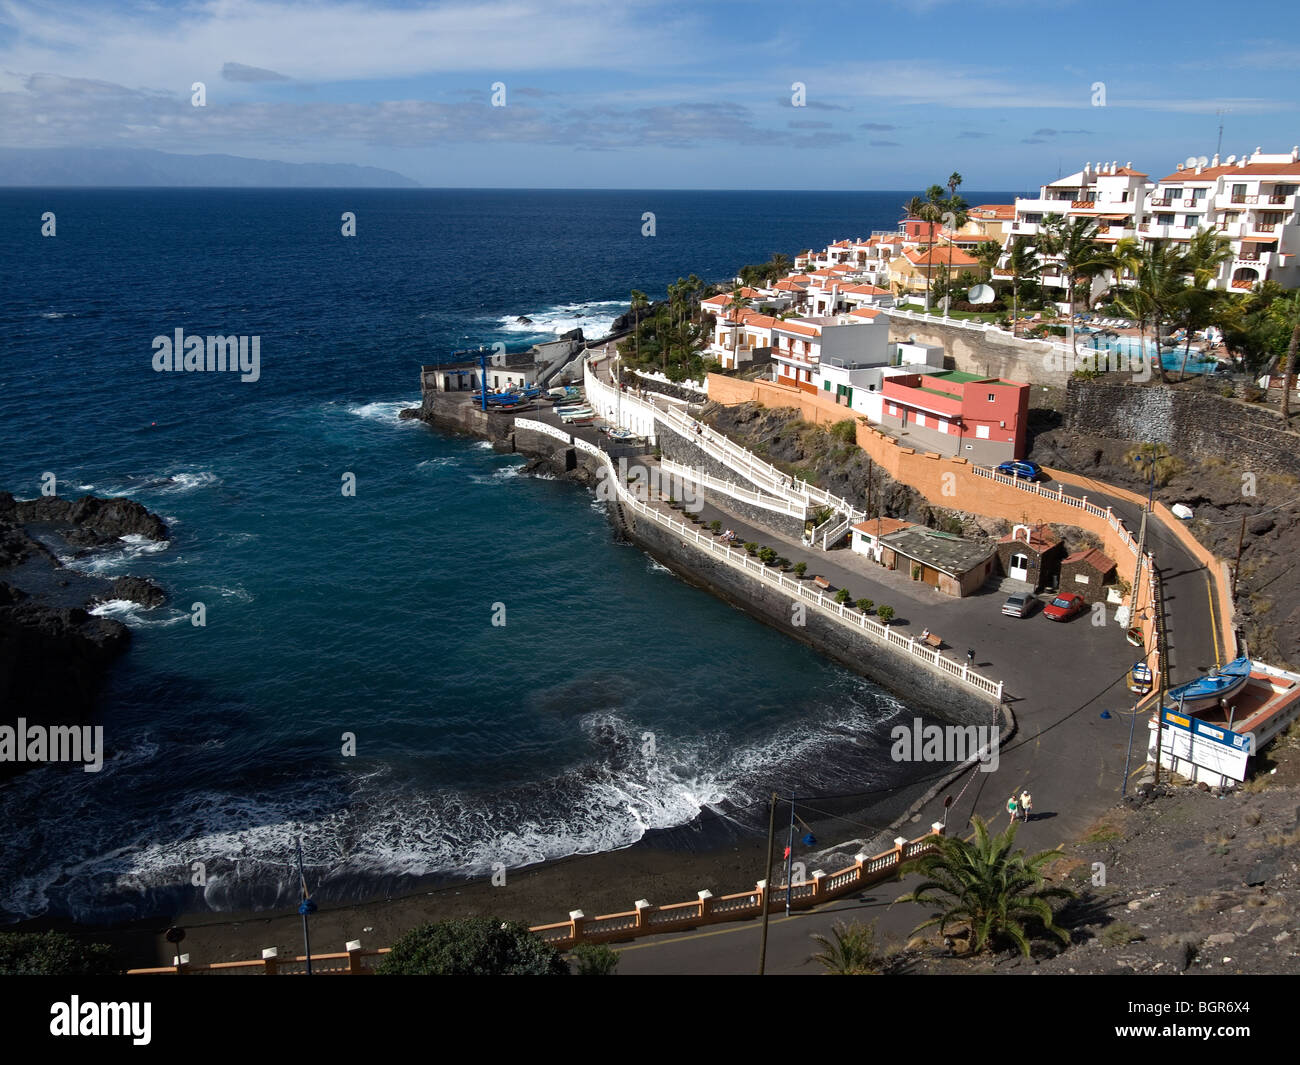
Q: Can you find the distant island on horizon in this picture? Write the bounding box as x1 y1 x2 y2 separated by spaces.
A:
0 147 420 188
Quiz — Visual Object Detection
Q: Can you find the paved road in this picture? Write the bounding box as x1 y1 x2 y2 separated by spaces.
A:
508 365 1218 973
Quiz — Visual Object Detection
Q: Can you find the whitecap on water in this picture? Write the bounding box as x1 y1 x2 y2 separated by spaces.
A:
348 400 419 423
493 299 626 340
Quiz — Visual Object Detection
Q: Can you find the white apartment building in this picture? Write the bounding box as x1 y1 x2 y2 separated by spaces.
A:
1000 148 1300 300
770 311 891 391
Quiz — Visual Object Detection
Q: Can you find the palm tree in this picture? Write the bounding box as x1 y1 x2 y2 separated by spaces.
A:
809 921 884 975
974 241 1003 278
629 289 649 364
1108 238 1183 383
1266 290 1300 423
1004 236 1040 337
1042 215 1110 360
1175 227 1233 378
895 816 1074 958
727 284 752 367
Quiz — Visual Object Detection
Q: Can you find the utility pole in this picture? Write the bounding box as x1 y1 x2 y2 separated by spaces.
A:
757 792 777 975
1215 108 1229 159
1232 515 1246 600
784 789 796 917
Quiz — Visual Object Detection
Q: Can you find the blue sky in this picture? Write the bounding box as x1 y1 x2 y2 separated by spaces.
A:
1 0 1296 189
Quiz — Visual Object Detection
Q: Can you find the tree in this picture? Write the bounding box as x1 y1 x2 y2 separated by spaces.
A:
0 931 118 975
974 240 1003 279
727 284 753 367
377 917 569 975
1041 215 1110 360
875 604 894 624
857 598 874 613
793 561 808 578
1175 227 1233 378
629 289 649 365
1004 236 1041 337
942 172 967 314
810 920 884 975
896 815 1074 957
1267 290 1300 423
570 943 620 975
834 587 852 604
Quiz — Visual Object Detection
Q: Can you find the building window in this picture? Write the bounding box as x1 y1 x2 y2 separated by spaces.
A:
987 393 996 401
1157 214 1175 226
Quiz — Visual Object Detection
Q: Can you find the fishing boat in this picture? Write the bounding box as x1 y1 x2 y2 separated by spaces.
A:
1128 661 1153 695
1125 627 1143 648
1166 655 1251 711
606 427 636 441
559 408 596 423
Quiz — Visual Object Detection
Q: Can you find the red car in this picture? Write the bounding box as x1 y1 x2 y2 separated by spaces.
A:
1043 592 1086 622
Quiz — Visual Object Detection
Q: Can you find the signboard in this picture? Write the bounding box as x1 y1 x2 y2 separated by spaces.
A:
1157 710 1252 782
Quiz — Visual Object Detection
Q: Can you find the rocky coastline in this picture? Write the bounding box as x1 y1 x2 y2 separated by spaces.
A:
0 492 170 779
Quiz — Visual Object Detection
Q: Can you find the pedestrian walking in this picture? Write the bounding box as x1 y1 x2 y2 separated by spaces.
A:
1020 789 1033 823
1006 793 1019 825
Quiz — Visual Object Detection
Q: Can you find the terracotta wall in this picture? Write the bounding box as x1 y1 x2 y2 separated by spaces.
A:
707 374 1179 661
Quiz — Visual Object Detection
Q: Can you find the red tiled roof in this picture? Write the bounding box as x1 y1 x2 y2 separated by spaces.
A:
999 522 1062 551
1156 159 1300 183
903 246 980 267
774 279 808 290
849 307 882 319
774 319 821 337
853 517 914 537
1063 547 1116 572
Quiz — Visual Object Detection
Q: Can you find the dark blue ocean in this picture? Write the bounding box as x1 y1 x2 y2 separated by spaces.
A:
0 189 1013 923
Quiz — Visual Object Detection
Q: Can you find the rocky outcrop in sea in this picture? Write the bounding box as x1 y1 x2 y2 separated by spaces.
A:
0 493 170 778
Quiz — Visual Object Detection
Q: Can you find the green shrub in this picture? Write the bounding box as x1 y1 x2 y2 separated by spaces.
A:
744 542 758 555
830 419 858 445
570 943 620 975
834 588 852 604
793 562 808 578
857 598 874 613
758 546 777 565
911 564 922 580
709 519 722 533
377 917 569 976
776 557 791 570
876 605 895 624
0 932 117 976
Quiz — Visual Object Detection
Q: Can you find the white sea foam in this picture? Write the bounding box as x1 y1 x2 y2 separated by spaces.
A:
494 299 626 340
88 600 187 628
349 399 419 423
157 471 219 494
67 534 169 575
0 690 908 920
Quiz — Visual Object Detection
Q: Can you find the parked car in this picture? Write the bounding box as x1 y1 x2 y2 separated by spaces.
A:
1043 592 1086 622
1001 592 1035 618
995 459 1043 481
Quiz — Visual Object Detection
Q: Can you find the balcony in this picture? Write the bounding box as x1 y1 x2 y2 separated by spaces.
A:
1148 197 1173 208
1231 194 1259 205
1070 200 1097 209
1255 222 1277 233
1268 193 1294 206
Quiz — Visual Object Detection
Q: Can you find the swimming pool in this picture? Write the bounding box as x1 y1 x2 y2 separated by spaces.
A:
1081 334 1219 375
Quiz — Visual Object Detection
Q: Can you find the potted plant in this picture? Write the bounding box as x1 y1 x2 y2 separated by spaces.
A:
876 605 895 625
857 598 874 614
793 562 808 579
834 588 852 605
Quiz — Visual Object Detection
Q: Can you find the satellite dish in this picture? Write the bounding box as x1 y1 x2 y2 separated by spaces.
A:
1225 154 1236 165
1197 155 1209 168
1184 155 1198 169
968 284 995 305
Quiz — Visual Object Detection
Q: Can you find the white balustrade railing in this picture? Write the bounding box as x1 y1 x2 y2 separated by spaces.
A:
649 395 865 525
659 458 812 518
599 448 1003 702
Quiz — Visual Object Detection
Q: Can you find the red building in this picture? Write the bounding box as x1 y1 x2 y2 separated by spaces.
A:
879 369 1029 463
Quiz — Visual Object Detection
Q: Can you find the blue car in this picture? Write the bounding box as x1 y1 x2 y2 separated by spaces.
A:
995 460 1042 482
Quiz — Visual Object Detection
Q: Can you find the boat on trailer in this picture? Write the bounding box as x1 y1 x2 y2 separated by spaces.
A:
1166 655 1251 711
